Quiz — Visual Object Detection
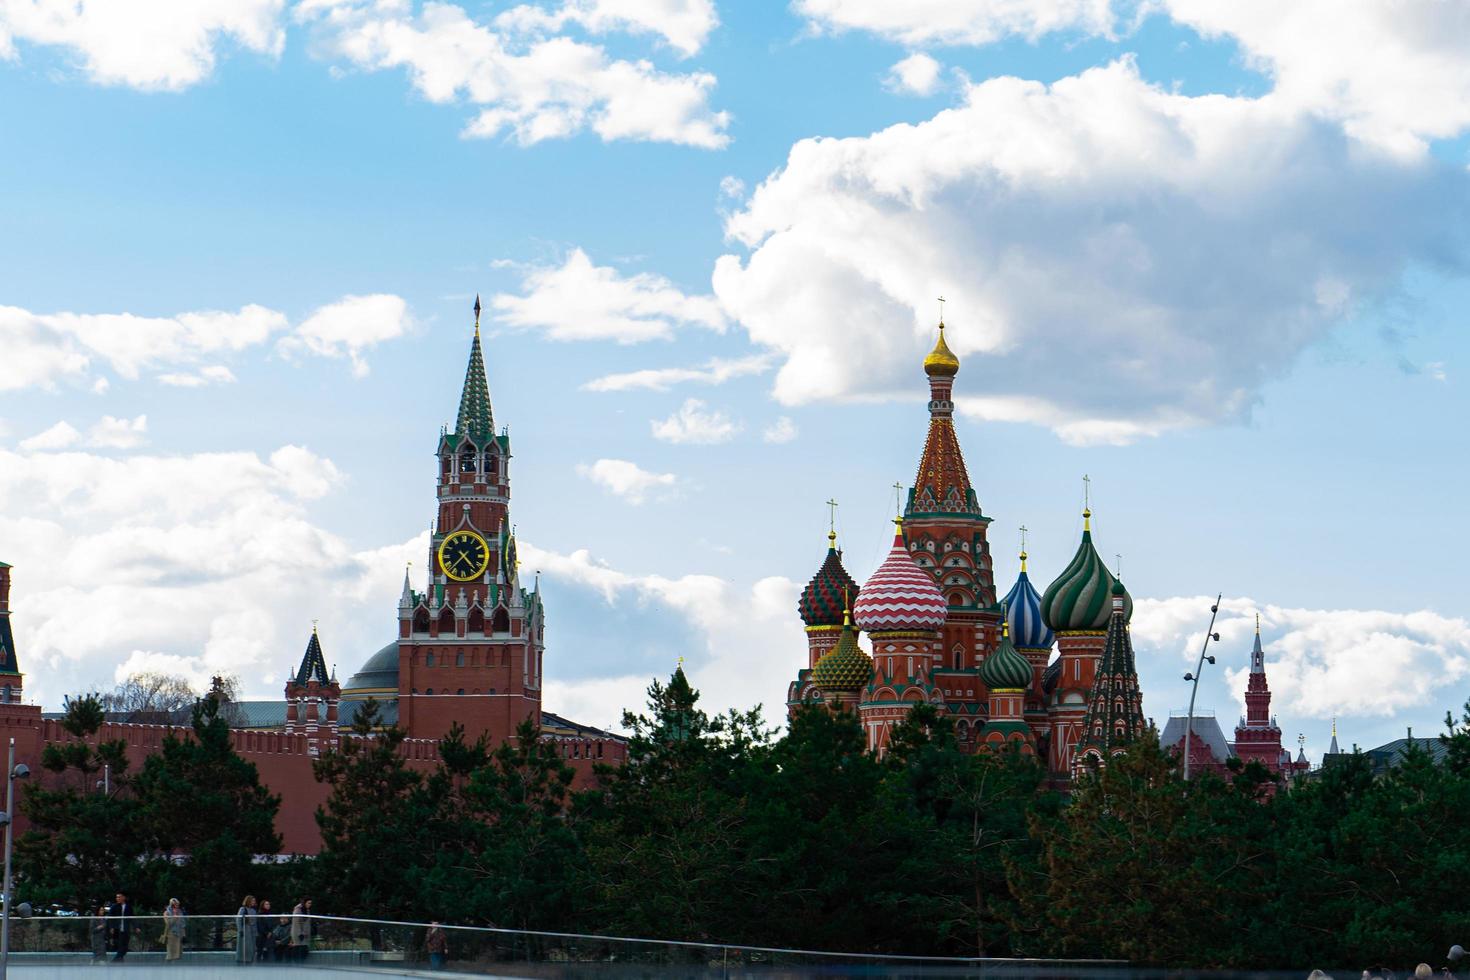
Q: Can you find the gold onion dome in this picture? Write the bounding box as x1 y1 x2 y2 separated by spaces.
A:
924 322 960 378
812 612 872 693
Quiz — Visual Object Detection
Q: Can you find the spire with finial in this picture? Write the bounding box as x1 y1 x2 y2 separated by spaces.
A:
294 625 331 685
456 295 494 439
799 500 860 629
1328 718 1340 755
924 298 960 378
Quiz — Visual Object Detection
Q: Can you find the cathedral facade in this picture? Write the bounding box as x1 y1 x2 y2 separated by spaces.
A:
787 321 1148 787
0 301 625 853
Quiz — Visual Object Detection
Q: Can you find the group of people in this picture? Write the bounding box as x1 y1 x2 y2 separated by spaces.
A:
87 893 316 964
1310 954 1468 980
233 896 315 965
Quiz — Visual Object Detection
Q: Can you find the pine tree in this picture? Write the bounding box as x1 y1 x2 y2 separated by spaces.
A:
15 695 146 908
132 690 282 913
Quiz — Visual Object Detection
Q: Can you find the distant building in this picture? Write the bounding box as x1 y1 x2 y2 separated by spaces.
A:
1160 618 1308 782
1321 728 1450 777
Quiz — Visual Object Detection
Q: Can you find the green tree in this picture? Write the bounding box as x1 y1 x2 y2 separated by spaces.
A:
132 689 282 913
579 667 770 943
425 719 583 930
310 699 439 920
15 695 146 909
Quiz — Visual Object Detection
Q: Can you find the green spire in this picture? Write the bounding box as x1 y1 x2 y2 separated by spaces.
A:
456 296 494 439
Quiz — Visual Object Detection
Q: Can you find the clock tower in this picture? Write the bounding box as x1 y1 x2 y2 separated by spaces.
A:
395 298 545 741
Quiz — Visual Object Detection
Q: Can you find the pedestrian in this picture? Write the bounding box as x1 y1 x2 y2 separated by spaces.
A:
426 921 448 970
1308 972 1334 980
108 891 134 961
1420 967 1436 980
163 897 185 962
236 895 258 964
271 916 291 961
256 900 274 962
290 898 310 961
90 905 108 963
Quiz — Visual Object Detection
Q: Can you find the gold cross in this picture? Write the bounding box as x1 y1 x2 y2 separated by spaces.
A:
936 295 946 324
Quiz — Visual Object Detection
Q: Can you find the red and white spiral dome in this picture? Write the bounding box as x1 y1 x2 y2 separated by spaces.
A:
852 522 948 633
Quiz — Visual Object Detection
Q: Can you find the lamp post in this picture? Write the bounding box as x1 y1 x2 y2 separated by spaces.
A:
1182 594 1223 781
0 737 31 979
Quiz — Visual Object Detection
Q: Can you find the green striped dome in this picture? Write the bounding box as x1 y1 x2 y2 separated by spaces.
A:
1040 522 1132 632
812 622 873 693
980 627 1032 691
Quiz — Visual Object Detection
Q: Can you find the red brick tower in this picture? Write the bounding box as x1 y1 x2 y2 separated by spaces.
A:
284 626 340 756
0 562 22 705
905 318 999 742
786 527 861 713
1233 615 1288 770
396 298 546 741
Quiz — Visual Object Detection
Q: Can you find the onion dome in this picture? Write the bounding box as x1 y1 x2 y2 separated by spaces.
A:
1040 510 1132 632
980 619 1032 692
853 520 948 634
798 531 860 629
811 612 873 693
923 321 960 378
1041 658 1061 695
1003 549 1053 650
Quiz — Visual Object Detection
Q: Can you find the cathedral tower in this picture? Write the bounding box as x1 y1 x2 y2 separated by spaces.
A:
1233 615 1287 770
396 298 546 741
284 626 340 756
788 528 861 712
1072 579 1145 776
0 563 23 704
1003 545 1055 754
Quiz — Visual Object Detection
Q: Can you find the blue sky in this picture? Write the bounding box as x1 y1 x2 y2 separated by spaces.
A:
2 0 1469 760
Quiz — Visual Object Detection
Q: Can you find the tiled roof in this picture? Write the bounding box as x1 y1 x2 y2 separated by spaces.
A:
456 326 494 439
909 416 977 516
1159 714 1235 762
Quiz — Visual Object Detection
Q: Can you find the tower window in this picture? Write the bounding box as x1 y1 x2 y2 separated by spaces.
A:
456 651 465 667
426 652 435 667
485 455 498 480
457 689 465 695
426 688 434 696
460 452 475 477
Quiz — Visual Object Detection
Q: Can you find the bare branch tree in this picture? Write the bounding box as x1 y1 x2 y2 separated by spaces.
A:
101 672 198 724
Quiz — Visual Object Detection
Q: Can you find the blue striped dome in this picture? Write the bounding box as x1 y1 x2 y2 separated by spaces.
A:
1003 564 1054 651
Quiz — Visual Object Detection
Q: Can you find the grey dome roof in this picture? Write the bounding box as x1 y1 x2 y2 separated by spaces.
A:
343 642 399 694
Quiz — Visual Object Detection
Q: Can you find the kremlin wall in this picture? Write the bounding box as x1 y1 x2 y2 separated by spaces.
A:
0 301 1305 854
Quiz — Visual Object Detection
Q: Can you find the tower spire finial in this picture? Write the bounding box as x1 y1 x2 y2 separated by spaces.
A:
1018 524 1028 571
826 498 839 546
473 293 482 335
1256 612 1261 634
937 295 946 326
1082 474 1092 531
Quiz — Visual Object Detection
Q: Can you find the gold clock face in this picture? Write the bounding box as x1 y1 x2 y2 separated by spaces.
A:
438 530 490 582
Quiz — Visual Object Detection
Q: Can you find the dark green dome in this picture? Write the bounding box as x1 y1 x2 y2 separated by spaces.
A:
811 622 872 693
1040 516 1132 632
343 642 399 694
980 626 1032 691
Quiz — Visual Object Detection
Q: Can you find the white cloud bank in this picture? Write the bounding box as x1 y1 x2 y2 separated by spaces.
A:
296 0 729 147
493 248 727 343
794 0 1113 46
583 354 773 392
711 58 1468 444
0 0 285 90
884 52 943 96
0 294 412 392
496 0 718 58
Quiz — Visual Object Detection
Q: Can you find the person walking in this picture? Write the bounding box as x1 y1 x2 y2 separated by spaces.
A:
270 916 291 962
162 898 185 962
89 905 108 963
255 900 274 962
108 892 134 961
289 898 310 962
426 922 449 970
235 895 258 964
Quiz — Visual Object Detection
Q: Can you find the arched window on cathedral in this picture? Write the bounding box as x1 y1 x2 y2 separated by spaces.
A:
456 651 465 667
441 456 451 479
437 607 455 634
459 451 476 479
468 608 485 633
485 455 498 481
413 609 430 633
426 652 435 667
492 607 510 633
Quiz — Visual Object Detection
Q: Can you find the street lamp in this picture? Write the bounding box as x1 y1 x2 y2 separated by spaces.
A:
1182 594 1223 782
1 737 31 979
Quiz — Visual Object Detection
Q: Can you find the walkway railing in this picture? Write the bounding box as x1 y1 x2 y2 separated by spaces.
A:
4 912 1133 975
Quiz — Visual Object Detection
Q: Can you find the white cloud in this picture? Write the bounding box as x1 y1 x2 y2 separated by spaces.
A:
88 414 148 450
495 0 718 57
1132 595 1470 722
762 416 798 444
583 353 773 392
295 0 729 148
0 0 285 90
1163 1 1470 158
719 175 746 199
493 248 727 343
521 540 805 728
0 442 411 709
794 0 1113 46
650 398 740 444
0 296 409 392
712 59 1469 444
158 365 238 388
19 421 80 452
884 52 943 96
575 457 677 504
277 293 414 377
